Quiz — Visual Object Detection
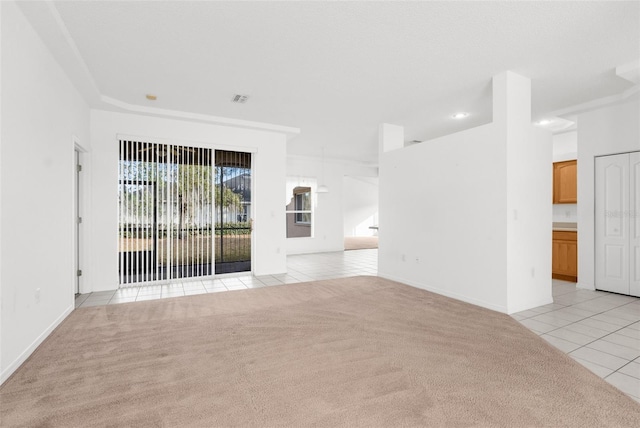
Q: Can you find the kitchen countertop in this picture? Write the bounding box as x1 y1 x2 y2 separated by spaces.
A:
553 222 577 232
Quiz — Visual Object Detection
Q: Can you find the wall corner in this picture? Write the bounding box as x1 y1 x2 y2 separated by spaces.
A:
379 123 404 154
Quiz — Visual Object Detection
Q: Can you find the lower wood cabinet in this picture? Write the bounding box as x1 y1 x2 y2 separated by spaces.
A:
552 231 577 282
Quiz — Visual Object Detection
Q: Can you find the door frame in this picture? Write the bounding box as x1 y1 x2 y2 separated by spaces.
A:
72 136 87 297
115 135 257 283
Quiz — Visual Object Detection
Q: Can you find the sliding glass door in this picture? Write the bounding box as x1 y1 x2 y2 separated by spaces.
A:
118 142 251 286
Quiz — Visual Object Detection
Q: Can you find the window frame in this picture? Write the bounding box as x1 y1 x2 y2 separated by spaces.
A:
285 181 315 239
293 190 311 225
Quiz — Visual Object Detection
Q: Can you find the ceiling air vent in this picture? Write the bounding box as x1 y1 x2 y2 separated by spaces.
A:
231 94 249 104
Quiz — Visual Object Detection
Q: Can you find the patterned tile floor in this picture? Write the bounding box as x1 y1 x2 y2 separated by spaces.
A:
75 249 640 402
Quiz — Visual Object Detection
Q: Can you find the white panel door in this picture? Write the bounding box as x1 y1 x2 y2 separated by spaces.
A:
595 154 630 294
630 151 640 297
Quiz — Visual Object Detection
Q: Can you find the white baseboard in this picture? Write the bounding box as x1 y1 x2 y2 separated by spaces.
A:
378 272 508 314
506 296 554 315
576 281 595 291
0 305 74 385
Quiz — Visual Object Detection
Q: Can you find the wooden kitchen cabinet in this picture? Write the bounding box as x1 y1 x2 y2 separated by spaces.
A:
553 160 577 203
552 231 577 282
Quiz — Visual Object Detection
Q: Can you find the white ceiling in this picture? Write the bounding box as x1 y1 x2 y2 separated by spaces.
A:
19 1 640 164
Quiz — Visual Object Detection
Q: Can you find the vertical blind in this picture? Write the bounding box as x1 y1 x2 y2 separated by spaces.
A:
118 141 253 286
118 140 214 286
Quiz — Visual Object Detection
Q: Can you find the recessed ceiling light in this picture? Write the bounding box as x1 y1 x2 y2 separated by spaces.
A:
451 112 469 119
146 94 157 101
537 119 554 126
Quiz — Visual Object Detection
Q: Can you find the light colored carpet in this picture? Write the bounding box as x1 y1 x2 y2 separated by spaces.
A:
344 236 378 250
2 276 640 427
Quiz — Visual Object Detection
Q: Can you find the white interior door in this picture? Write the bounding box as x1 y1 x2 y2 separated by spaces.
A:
595 154 630 294
631 151 640 297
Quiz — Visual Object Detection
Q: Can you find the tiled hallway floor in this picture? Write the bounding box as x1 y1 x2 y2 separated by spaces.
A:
75 249 640 402
513 279 640 402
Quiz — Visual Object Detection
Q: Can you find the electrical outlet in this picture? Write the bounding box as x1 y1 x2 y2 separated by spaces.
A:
35 288 41 303
401 254 406 262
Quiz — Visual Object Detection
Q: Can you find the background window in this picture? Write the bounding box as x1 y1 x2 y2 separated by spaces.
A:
294 190 311 224
286 186 312 238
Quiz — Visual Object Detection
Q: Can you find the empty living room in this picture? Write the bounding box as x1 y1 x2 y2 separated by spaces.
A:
1 1 640 426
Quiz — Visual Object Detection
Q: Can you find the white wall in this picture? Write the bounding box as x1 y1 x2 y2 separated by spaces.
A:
577 95 640 291
285 157 344 254
343 176 378 237
89 110 289 292
552 131 578 223
379 71 552 314
553 204 578 223
379 123 509 311
286 156 377 254
0 1 90 384
553 131 577 162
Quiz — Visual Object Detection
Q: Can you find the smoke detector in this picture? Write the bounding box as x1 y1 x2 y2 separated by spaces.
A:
231 94 249 103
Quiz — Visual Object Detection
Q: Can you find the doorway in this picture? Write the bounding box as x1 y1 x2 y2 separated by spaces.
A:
342 175 379 250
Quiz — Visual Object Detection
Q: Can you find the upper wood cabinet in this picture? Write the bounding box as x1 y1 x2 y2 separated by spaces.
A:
553 160 577 204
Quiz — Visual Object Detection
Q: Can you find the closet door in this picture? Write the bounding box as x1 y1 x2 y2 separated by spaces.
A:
595 154 630 294
631 151 640 297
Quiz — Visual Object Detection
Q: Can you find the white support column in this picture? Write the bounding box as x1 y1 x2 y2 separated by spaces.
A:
495 71 553 313
378 123 404 154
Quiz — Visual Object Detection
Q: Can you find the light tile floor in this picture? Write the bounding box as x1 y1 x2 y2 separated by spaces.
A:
75 249 378 309
75 249 640 402
513 279 640 403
